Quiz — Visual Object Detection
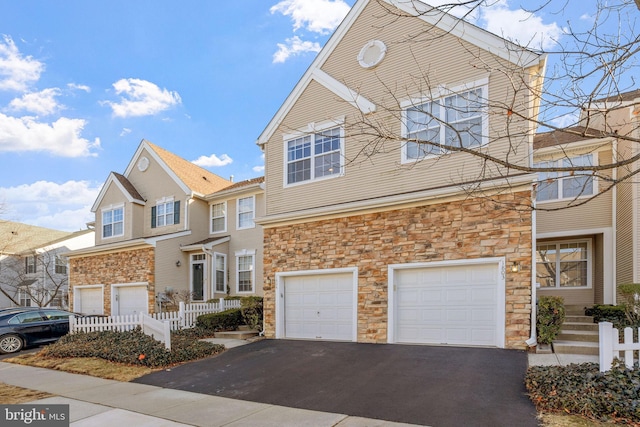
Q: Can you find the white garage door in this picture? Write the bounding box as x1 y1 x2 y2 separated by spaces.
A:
77 287 103 315
394 263 500 347
114 286 148 316
284 273 354 341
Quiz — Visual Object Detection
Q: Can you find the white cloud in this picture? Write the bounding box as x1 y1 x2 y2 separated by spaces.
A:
7 88 62 115
270 0 351 34
252 165 265 173
273 36 322 63
191 153 233 167
0 35 43 92
67 83 90 92
0 113 100 157
104 78 182 118
478 2 563 51
120 128 131 137
0 180 100 231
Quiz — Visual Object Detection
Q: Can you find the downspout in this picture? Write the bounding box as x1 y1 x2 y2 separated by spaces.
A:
612 137 618 304
526 196 538 347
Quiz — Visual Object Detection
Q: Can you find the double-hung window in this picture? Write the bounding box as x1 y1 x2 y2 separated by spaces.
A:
286 126 343 185
237 196 255 229
536 240 590 288
236 251 255 293
535 154 595 202
152 198 180 228
102 206 124 238
55 255 66 274
25 256 36 274
211 202 226 233
403 85 486 162
214 253 226 293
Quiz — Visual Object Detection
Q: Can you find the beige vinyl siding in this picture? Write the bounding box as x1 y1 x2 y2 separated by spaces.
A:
95 183 134 245
264 0 535 216
617 181 634 285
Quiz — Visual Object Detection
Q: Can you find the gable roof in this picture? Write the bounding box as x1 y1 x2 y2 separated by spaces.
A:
207 176 265 200
533 126 611 150
141 141 233 196
257 0 544 147
91 172 146 213
0 221 71 255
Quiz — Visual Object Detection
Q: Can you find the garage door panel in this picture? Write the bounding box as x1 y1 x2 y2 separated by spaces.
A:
116 286 147 316
395 263 499 347
78 288 103 315
284 273 354 341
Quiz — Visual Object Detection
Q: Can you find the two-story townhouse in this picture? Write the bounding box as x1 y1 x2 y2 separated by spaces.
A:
180 177 265 300
0 221 93 308
257 0 545 350
65 140 235 315
534 89 640 307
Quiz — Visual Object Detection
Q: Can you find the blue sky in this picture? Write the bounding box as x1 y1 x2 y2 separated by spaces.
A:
0 0 609 231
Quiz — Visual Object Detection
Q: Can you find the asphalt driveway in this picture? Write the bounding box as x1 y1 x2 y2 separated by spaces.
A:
133 339 538 427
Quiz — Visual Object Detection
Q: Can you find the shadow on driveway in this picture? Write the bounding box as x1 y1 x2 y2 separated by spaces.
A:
134 339 538 427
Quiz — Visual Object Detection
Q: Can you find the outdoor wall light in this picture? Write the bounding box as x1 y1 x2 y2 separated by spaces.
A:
176 260 181 267
511 262 520 273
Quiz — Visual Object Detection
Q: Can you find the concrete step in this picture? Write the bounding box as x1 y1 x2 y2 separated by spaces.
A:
553 340 599 356
561 321 599 331
565 315 595 324
215 330 260 340
564 305 588 316
557 329 599 342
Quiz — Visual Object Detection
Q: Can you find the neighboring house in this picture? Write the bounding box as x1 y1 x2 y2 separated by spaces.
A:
256 0 545 350
0 221 94 308
534 89 640 307
64 139 264 316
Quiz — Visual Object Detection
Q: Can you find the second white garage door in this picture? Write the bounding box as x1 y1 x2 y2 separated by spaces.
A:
113 285 148 316
283 273 355 341
393 262 502 347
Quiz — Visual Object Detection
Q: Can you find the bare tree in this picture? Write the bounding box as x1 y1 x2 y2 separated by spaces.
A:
334 0 640 211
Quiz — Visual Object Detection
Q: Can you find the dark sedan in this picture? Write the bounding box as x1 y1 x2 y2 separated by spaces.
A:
0 307 75 354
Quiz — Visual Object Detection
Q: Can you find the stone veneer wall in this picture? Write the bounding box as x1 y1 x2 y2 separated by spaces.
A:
263 192 533 349
69 248 155 314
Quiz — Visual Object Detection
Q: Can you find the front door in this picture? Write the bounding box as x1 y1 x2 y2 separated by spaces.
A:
191 254 205 301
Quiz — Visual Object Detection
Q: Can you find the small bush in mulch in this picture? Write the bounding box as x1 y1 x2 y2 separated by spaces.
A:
40 327 224 368
526 362 640 424
196 308 243 331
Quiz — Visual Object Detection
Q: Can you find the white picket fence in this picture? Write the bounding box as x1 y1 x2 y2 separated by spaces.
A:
69 313 171 350
69 298 241 350
599 321 640 372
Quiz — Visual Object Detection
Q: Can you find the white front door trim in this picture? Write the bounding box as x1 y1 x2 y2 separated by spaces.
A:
275 267 358 341
388 257 506 348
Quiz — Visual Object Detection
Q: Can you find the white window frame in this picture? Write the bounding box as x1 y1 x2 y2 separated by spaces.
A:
534 154 596 203
55 255 66 274
283 119 345 187
536 239 592 289
235 250 256 294
237 196 255 230
401 78 489 163
19 289 32 307
102 205 124 239
210 201 227 234
155 197 175 227
213 252 227 294
25 255 36 274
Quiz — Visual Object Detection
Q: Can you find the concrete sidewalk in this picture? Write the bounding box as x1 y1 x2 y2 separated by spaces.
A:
528 352 599 366
0 362 419 427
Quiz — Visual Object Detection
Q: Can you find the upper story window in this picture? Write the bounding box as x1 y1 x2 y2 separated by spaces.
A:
535 154 595 202
55 255 66 274
237 196 255 229
286 126 343 185
211 202 226 233
152 199 180 228
25 256 36 274
402 83 487 162
102 206 124 238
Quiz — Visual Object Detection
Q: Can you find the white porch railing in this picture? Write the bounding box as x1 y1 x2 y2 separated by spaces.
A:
69 313 171 350
69 298 242 350
599 321 640 372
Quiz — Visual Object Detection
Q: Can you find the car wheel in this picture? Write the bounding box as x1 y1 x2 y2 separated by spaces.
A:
0 334 23 354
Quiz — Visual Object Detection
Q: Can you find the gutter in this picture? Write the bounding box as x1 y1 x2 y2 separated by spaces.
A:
526 193 538 348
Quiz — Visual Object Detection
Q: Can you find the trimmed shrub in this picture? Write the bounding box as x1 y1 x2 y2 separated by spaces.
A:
585 304 628 328
40 327 224 368
618 283 640 326
196 308 243 331
537 296 565 344
240 296 263 331
526 362 640 424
